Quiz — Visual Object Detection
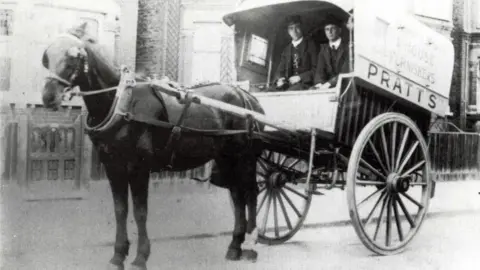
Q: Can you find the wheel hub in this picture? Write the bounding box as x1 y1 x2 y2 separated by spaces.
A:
387 173 410 193
267 171 288 188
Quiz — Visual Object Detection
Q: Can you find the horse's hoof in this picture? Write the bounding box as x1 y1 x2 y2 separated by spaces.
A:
107 262 125 270
130 260 147 270
129 264 147 270
241 249 258 262
225 248 242 261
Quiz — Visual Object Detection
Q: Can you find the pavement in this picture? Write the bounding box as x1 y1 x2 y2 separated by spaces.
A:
0 179 479 269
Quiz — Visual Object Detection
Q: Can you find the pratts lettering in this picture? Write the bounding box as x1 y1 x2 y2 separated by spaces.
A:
365 62 438 110
428 94 437 109
393 77 402 94
381 71 390 88
418 89 424 103
368 64 378 79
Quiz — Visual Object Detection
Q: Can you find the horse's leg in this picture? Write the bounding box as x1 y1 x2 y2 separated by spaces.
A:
226 186 247 261
243 183 259 260
129 166 151 270
105 163 130 270
243 155 259 261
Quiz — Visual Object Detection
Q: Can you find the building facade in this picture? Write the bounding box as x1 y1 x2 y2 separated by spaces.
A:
1 0 478 190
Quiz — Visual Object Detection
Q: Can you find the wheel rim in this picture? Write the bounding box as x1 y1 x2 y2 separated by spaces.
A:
256 150 313 245
347 113 431 255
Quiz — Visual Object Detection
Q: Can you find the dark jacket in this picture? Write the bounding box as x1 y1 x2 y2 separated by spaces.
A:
274 38 317 87
314 40 350 87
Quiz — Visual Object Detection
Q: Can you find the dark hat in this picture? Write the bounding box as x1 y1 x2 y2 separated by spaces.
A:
285 15 302 26
322 15 343 27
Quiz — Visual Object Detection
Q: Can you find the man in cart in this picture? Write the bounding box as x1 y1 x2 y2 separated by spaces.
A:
313 15 350 90
272 15 318 91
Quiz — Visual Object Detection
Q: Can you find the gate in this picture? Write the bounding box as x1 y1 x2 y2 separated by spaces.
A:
25 110 83 192
429 122 480 181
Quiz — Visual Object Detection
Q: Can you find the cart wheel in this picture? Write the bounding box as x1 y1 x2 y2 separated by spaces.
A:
256 149 313 245
347 113 432 255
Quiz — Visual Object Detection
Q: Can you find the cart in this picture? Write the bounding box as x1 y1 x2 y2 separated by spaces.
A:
143 0 454 255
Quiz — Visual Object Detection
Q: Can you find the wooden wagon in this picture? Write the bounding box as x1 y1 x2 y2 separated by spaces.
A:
116 0 453 255
221 0 453 255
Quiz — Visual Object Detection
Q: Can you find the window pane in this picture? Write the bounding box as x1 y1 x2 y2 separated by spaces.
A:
247 34 268 66
0 9 13 36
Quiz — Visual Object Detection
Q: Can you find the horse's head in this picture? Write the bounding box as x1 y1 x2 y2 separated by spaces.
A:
41 22 95 110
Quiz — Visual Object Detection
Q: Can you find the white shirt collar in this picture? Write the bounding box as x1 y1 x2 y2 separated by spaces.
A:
329 38 342 49
292 37 304 48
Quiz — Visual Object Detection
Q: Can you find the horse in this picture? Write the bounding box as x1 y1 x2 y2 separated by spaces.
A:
41 23 264 270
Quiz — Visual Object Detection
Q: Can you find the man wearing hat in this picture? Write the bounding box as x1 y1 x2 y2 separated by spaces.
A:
273 15 317 91
313 15 349 90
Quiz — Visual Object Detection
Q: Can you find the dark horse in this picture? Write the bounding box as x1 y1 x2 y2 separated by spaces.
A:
41 23 264 269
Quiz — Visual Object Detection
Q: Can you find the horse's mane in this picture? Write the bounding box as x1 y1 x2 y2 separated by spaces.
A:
83 39 121 86
188 82 222 89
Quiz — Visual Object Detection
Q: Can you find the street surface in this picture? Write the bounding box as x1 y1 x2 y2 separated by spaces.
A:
1 180 479 270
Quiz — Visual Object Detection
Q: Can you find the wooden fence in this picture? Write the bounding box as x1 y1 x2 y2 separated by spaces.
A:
429 131 480 181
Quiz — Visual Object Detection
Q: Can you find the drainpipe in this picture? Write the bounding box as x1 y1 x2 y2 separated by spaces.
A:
461 38 470 130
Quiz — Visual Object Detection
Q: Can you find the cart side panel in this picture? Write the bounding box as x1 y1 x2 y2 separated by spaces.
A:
353 0 454 117
253 88 340 133
334 80 431 147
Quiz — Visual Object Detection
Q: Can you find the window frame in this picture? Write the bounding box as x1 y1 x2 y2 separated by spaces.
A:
240 31 269 75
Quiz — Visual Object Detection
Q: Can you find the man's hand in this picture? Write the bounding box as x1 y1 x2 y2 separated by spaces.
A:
313 82 332 89
288 75 301 85
276 77 286 88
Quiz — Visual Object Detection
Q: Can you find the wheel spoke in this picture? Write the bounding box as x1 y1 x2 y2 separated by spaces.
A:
400 191 424 209
386 195 392 247
356 180 386 186
257 188 269 213
357 187 386 208
284 185 309 200
392 195 404 242
368 140 389 175
261 190 273 233
257 158 270 172
278 154 287 167
286 159 301 170
360 158 387 180
380 126 392 172
363 191 386 226
397 141 420 175
280 189 302 218
391 122 397 171
276 191 293 230
397 194 416 228
373 193 389 241
266 150 273 161
258 185 266 194
273 191 279 237
395 127 411 171
399 160 426 178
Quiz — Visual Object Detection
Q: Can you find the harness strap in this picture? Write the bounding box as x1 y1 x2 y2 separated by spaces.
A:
125 113 249 136
163 91 196 169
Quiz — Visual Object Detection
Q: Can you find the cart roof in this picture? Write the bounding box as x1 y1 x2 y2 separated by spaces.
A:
223 0 352 28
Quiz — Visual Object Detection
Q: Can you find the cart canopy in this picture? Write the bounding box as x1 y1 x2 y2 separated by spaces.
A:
223 0 454 116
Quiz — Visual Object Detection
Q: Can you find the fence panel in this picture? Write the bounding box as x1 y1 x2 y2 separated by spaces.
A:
429 131 480 181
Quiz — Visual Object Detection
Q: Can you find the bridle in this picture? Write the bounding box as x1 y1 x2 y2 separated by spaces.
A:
44 34 118 101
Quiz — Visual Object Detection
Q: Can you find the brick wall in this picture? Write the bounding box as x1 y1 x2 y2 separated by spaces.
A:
136 0 181 80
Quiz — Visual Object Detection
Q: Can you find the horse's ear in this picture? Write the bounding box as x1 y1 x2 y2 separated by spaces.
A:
69 22 88 39
42 51 49 69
